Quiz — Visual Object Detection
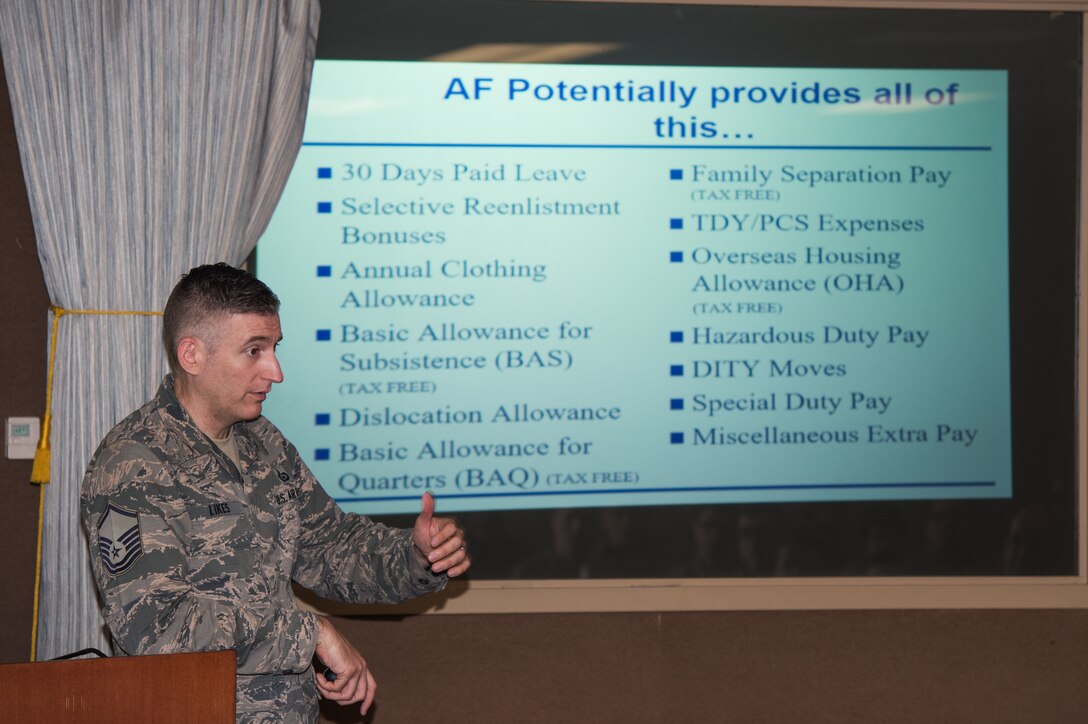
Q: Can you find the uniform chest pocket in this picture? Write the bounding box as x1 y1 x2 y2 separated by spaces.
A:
186 505 266 601
187 504 258 556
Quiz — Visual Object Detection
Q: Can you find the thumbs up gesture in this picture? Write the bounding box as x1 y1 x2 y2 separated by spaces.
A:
412 492 470 577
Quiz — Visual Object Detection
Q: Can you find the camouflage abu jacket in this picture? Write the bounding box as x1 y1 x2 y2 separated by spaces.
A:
81 375 447 722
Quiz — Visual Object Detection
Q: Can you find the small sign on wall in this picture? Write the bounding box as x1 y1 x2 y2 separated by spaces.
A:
5 417 39 460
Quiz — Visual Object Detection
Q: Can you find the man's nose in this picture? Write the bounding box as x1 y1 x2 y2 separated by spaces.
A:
265 352 284 383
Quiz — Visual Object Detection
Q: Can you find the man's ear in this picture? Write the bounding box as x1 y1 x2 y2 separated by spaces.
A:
176 336 207 376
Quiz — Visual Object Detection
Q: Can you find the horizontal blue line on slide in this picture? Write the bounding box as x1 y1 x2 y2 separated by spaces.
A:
303 141 992 152
333 480 997 505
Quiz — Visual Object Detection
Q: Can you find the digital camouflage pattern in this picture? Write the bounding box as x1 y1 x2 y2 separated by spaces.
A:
81 376 447 723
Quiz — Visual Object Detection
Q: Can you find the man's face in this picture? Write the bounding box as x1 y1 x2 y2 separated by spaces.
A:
191 313 284 433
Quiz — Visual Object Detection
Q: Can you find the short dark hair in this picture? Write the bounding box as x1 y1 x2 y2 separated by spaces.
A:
163 263 280 373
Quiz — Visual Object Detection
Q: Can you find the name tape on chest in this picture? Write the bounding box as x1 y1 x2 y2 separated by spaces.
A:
187 500 246 519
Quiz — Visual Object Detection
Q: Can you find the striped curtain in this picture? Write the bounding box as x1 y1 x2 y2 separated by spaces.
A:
0 0 319 660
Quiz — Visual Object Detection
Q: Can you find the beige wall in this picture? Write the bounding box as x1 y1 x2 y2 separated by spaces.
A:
3 45 1088 724
318 609 1088 723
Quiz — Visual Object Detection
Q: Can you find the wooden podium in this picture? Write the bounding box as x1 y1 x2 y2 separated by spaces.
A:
2 649 235 722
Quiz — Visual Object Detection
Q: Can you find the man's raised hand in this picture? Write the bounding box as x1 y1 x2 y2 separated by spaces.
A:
412 492 471 577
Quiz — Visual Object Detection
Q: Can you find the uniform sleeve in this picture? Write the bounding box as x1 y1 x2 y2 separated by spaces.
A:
286 448 447 604
81 441 319 675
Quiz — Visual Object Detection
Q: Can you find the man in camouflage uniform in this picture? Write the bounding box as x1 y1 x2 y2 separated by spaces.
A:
81 263 470 722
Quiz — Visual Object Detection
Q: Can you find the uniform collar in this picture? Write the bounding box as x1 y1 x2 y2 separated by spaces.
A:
156 374 240 470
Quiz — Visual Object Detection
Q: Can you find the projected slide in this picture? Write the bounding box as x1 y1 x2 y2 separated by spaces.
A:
257 60 1011 515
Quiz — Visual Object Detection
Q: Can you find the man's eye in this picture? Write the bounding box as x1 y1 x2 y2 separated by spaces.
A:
245 348 260 357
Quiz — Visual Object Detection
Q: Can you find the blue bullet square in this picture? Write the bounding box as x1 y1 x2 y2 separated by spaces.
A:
316 329 331 342
670 218 683 230
314 448 330 461
670 365 684 377
317 167 332 179
670 331 683 343
315 413 331 426
317 201 332 214
670 398 684 410
670 432 685 445
316 265 332 277
670 169 683 180
670 251 683 263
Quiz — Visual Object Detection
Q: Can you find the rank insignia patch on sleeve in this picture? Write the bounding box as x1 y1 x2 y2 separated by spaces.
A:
97 501 144 577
